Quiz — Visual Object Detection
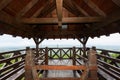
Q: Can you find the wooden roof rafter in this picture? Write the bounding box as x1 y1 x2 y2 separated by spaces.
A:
71 0 90 17
112 0 120 7
0 0 13 11
37 0 56 18
16 0 39 17
31 2 48 18
63 0 81 16
83 0 106 17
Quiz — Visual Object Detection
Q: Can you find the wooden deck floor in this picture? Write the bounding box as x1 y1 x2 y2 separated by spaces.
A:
42 59 80 78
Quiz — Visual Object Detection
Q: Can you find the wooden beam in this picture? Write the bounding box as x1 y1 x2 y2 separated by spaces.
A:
17 0 39 17
0 0 13 11
35 65 87 70
112 0 120 7
56 0 63 27
22 17 103 24
83 0 106 17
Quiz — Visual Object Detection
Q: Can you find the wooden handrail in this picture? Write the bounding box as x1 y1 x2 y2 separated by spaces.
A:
98 65 120 79
0 54 26 63
97 54 120 63
0 49 26 55
35 65 87 70
97 49 120 54
97 59 120 72
0 65 24 80
0 59 25 73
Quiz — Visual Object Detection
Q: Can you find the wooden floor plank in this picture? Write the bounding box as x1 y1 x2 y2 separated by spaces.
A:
41 59 80 78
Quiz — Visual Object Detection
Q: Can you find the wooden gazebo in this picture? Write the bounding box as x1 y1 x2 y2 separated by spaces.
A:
0 0 120 80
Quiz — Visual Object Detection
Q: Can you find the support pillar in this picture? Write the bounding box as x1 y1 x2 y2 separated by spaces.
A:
77 37 89 57
25 47 39 80
88 47 98 80
33 38 44 56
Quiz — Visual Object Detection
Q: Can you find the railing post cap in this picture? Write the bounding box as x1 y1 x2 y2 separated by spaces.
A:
92 46 96 50
26 47 30 50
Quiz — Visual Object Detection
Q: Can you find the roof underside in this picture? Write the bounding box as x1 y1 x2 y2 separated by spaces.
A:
0 0 120 39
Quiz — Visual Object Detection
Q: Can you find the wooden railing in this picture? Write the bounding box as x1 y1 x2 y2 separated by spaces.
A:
0 47 120 80
0 49 26 80
96 49 120 80
25 47 97 80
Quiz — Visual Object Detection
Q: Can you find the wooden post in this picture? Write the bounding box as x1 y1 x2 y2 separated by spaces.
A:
45 47 48 77
72 47 76 65
45 47 48 65
88 47 98 80
60 48 62 59
72 47 76 77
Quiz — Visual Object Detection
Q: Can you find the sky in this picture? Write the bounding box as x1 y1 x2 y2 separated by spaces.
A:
0 33 120 48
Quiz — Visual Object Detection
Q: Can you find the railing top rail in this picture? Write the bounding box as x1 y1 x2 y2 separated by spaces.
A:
0 49 26 55
1 47 120 56
37 47 83 49
96 49 120 54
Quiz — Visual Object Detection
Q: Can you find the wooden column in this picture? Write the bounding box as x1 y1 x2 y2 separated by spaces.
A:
77 37 89 57
33 38 44 56
25 47 33 80
88 47 98 80
25 47 39 80
25 47 32 80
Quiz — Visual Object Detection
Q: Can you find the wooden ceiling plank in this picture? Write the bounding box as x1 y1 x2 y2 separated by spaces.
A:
0 0 13 11
93 10 120 29
83 0 106 17
21 17 103 24
17 0 39 17
32 6 44 18
112 0 120 7
0 11 14 25
32 0 56 18
56 0 63 27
